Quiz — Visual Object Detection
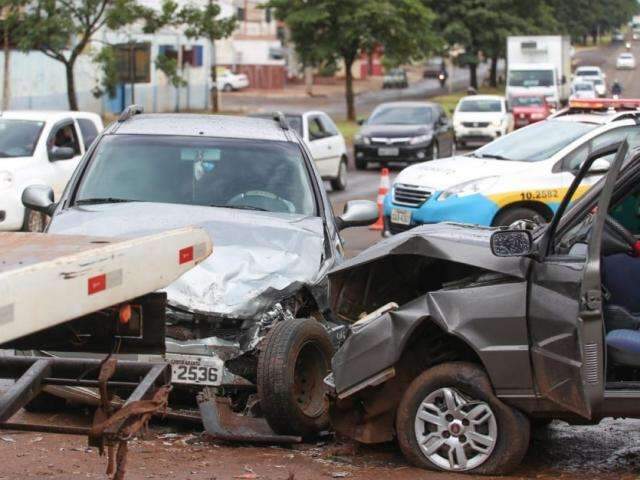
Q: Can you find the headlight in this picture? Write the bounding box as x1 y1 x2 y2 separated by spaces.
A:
0 171 13 190
492 118 504 127
409 133 432 145
353 134 370 145
437 175 500 202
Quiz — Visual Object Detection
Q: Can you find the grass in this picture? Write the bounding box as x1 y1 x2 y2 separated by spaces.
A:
335 119 361 142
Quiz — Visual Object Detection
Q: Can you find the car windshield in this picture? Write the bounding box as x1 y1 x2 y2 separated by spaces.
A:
512 96 544 107
620 53 633 59
576 69 599 77
0 119 44 158
76 135 316 215
471 119 597 162
284 115 303 136
508 69 554 87
457 99 502 112
368 106 432 125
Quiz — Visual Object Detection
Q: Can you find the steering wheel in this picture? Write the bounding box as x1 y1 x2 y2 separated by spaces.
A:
227 190 295 213
604 215 639 256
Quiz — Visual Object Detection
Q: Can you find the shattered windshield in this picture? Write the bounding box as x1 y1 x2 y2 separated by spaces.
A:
471 120 597 162
0 119 44 158
75 135 317 215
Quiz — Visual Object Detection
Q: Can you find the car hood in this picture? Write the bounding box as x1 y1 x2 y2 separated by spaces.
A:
359 124 432 138
393 155 529 190
512 106 546 115
453 111 504 122
47 202 328 318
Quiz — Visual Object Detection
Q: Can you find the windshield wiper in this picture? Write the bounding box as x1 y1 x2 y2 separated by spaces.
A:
210 204 268 212
76 197 137 205
471 153 512 161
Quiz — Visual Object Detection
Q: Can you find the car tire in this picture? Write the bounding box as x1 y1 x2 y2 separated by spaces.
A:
355 157 368 170
455 139 465 150
430 141 440 160
257 318 334 438
22 208 46 232
396 362 530 475
24 391 67 413
223 83 233 92
493 207 546 226
331 159 348 191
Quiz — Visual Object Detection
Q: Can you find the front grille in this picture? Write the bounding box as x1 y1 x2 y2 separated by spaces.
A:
370 137 410 146
393 184 432 207
462 121 490 128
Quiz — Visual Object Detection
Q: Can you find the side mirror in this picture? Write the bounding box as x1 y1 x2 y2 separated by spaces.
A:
49 146 75 161
22 185 56 216
490 229 533 257
357 118 366 126
336 199 378 230
589 157 610 173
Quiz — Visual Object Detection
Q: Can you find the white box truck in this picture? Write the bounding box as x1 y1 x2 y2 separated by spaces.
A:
506 35 571 107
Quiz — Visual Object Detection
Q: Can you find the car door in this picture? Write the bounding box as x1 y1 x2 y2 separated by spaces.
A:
47 119 83 198
527 136 637 418
305 114 335 179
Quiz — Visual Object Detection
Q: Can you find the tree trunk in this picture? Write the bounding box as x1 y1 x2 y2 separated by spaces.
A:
489 55 498 88
2 23 10 110
469 62 478 90
210 65 219 113
344 56 355 121
304 66 313 96
65 61 78 111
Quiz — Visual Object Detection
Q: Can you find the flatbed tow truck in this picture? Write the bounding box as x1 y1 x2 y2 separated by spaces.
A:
0 228 212 478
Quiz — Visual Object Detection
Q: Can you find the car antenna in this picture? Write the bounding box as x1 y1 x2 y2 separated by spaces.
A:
118 104 144 123
272 111 289 130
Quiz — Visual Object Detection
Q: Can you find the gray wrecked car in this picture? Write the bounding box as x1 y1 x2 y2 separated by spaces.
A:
326 135 640 473
22 108 378 440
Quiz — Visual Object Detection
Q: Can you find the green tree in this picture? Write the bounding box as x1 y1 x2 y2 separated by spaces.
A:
15 0 152 110
268 0 437 121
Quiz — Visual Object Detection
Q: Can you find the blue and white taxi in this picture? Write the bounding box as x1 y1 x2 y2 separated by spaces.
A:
384 99 640 234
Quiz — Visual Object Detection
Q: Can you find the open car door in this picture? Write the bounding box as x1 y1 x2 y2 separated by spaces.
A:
527 136 638 418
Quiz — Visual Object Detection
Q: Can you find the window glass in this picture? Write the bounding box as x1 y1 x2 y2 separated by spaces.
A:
49 123 81 156
561 126 636 171
457 99 502 112
319 115 339 136
308 117 326 140
283 115 303 136
368 106 432 125
0 119 43 158
77 119 99 150
512 96 544 107
508 69 554 87
610 187 640 235
76 135 316 216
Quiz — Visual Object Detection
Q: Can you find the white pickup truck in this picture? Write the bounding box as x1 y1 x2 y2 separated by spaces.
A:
0 110 103 232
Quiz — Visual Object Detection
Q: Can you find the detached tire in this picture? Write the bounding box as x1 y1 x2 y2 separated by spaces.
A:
396 362 530 475
258 318 333 438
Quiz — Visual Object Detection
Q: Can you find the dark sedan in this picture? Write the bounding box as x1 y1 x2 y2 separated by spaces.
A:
353 101 454 170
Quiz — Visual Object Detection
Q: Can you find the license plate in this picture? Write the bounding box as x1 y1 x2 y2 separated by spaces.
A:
391 208 411 225
166 354 223 386
378 147 399 156
469 130 483 136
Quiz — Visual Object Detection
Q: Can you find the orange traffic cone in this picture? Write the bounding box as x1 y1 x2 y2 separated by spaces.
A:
370 168 390 231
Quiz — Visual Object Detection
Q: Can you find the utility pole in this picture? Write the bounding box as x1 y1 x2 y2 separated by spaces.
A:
209 0 219 112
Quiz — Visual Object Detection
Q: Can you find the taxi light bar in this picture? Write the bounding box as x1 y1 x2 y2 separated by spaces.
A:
568 98 640 111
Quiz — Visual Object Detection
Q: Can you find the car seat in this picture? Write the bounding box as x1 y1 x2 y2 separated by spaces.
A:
606 329 640 367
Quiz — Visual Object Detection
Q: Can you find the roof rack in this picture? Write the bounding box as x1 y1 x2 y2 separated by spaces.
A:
118 104 144 123
272 111 289 130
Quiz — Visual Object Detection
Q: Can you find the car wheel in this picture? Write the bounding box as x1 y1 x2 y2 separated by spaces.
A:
223 83 233 92
430 141 439 160
22 208 46 232
257 318 334 438
455 139 465 150
493 207 546 226
355 157 368 170
331 159 348 191
396 362 530 475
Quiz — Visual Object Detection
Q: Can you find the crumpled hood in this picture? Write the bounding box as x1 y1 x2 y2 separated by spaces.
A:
48 202 327 318
394 156 529 190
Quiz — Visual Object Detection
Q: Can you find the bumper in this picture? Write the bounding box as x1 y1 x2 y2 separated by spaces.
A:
383 192 498 234
354 143 432 163
0 189 25 230
454 126 504 143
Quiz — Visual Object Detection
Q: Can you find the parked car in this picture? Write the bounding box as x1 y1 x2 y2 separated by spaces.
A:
591 77 607 97
382 68 409 89
511 94 552 129
570 80 597 100
353 101 454 170
217 69 250 91
573 65 605 81
22 107 378 439
252 111 349 190
452 95 514 148
616 52 636 70
0 110 103 232
612 30 625 43
383 98 640 235
423 57 447 79
326 131 640 474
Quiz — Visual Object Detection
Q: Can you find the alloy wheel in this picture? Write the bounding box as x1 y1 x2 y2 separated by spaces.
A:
413 387 498 471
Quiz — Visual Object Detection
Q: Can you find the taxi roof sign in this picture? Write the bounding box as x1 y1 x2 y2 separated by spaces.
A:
568 98 640 111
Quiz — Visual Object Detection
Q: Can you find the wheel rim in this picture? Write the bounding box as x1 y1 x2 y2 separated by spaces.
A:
432 143 439 160
338 162 347 188
413 387 498 471
293 341 328 418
